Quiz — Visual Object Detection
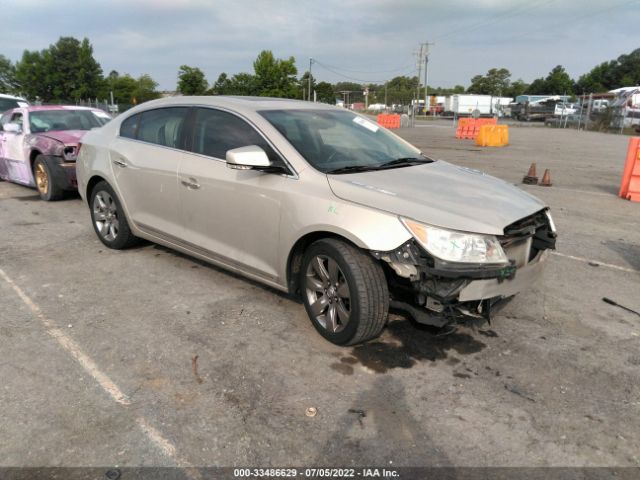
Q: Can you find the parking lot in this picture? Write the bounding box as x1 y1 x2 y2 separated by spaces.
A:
1 123 639 469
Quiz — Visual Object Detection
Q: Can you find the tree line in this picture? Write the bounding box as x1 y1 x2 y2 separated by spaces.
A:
466 48 640 97
0 37 160 105
1 37 639 107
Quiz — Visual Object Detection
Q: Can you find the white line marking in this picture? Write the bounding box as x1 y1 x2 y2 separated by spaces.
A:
551 251 637 273
521 185 614 198
0 266 190 468
136 417 177 458
0 267 131 405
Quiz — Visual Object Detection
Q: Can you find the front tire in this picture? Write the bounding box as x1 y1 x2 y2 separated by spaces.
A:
89 181 139 249
300 238 389 345
34 156 64 201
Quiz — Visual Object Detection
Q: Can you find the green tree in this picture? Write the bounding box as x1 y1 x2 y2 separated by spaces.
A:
108 72 159 105
210 72 257 95
14 50 49 100
299 71 315 99
506 79 529 98
15 36 103 101
111 74 137 104
177 65 208 95
576 48 640 93
0 55 17 93
526 77 547 95
468 68 511 96
253 50 298 98
544 65 574 94
315 81 335 104
133 74 160 103
382 76 419 105
334 81 364 104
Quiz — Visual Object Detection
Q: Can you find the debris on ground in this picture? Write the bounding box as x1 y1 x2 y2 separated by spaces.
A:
191 355 204 384
504 383 536 402
348 408 367 427
602 297 640 317
305 407 317 417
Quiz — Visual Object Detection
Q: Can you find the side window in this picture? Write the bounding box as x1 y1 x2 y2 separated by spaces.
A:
11 113 23 127
137 108 188 149
0 112 12 127
120 113 140 139
190 108 281 163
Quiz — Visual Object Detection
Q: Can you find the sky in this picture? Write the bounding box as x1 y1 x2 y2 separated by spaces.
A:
2 0 639 91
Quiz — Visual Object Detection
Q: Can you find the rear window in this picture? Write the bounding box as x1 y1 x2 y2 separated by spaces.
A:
29 109 110 133
120 114 139 139
137 108 188 149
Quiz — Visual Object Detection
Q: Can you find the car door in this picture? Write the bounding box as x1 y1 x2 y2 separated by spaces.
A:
0 110 31 185
109 107 188 239
0 111 10 180
177 107 287 280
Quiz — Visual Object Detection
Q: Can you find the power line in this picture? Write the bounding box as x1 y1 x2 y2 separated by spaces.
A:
309 60 415 75
496 0 640 43
432 0 554 41
313 60 417 84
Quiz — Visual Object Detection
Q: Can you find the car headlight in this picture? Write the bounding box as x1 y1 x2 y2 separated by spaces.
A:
545 209 557 234
401 218 509 265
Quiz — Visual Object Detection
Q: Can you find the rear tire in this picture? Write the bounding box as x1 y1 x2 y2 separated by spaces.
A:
34 156 64 201
89 181 139 249
300 238 389 345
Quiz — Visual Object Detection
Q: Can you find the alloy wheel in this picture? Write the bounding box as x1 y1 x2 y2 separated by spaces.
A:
305 255 351 333
93 191 119 241
35 163 49 195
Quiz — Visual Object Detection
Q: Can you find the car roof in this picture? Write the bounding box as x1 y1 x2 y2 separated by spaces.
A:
127 96 337 116
0 93 28 101
24 105 103 112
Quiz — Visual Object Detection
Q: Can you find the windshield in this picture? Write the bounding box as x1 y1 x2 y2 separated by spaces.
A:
259 109 429 173
29 109 111 133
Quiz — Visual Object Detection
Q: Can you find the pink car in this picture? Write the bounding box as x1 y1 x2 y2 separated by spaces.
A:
0 105 110 200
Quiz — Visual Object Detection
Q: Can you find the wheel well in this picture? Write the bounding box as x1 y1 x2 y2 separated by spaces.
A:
29 150 42 171
286 231 361 298
86 175 107 200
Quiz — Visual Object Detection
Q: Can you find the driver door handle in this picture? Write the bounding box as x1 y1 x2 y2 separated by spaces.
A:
181 177 200 190
113 158 127 168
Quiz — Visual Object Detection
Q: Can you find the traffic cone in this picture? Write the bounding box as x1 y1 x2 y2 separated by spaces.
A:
522 163 538 185
539 169 552 187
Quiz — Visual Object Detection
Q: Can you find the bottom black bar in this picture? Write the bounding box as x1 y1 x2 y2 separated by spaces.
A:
0 467 638 480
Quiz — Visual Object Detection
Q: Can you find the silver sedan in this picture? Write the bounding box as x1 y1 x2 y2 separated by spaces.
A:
76 96 556 345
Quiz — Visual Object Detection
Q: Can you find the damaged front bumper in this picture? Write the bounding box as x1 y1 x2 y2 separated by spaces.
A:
458 250 547 302
373 210 555 328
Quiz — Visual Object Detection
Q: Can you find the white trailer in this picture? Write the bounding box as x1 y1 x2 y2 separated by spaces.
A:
450 94 493 116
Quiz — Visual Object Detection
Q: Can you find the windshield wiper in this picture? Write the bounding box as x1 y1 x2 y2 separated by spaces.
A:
377 157 434 168
326 157 434 175
326 165 383 174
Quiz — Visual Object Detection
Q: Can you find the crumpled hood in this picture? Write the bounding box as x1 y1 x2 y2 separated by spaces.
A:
36 130 86 145
327 160 547 235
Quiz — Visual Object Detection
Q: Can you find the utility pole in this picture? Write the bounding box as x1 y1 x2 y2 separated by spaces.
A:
308 58 314 102
415 44 424 109
415 42 434 116
423 42 434 116
384 82 388 108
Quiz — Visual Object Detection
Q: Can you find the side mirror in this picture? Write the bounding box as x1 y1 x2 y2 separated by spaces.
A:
226 145 271 170
3 123 22 134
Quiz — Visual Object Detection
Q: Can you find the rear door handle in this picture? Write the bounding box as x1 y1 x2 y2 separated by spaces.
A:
181 177 200 190
113 158 127 168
